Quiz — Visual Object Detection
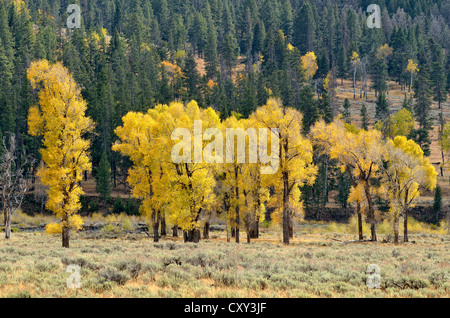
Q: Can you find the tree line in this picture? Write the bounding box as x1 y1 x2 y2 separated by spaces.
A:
0 0 449 247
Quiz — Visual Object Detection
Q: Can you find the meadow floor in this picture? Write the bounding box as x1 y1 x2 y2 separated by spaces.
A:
0 228 448 298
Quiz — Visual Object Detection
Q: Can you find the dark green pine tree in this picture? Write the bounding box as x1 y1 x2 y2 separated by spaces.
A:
0 37 14 135
316 48 330 80
433 185 442 223
390 27 408 90
157 65 175 105
336 170 351 209
191 11 208 56
429 40 447 110
375 91 389 121
183 50 202 103
299 84 318 135
238 74 257 118
293 0 316 54
204 5 219 80
412 50 433 156
280 0 293 43
220 2 239 79
360 103 369 130
336 44 347 85
371 57 389 97
318 92 333 124
251 20 265 59
342 98 351 124
96 151 113 207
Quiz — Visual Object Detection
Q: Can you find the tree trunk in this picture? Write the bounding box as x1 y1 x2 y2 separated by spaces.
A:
152 211 160 243
172 225 178 237
203 222 210 239
363 179 377 242
357 202 363 241
62 225 70 248
282 135 290 245
393 210 399 244
249 222 259 239
246 231 251 244
160 214 166 237
283 172 290 245
184 229 200 243
5 212 11 240
403 208 409 242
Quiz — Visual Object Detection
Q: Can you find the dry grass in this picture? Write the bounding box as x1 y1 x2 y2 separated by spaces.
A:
0 223 448 298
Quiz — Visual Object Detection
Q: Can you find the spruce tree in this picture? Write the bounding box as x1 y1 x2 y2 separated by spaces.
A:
360 103 369 130
342 98 351 124
293 0 316 54
413 50 433 155
299 84 318 135
183 50 201 103
375 91 389 120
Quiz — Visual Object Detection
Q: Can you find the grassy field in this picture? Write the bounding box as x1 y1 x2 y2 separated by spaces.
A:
0 222 448 298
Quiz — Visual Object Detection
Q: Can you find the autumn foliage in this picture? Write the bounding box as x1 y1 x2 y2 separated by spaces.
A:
27 60 94 248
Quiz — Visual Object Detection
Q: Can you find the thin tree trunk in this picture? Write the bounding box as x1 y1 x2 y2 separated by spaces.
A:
152 210 160 243
62 225 70 248
363 179 377 242
403 208 409 242
172 225 178 237
5 212 11 240
160 213 166 237
393 211 399 244
203 222 210 239
357 202 363 241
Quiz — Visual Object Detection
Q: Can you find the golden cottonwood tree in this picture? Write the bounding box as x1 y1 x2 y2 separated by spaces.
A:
114 101 219 243
374 108 415 139
440 123 450 169
27 60 94 248
300 51 318 81
311 119 384 241
167 101 220 242
251 98 317 245
350 51 360 99
112 111 166 242
383 136 437 243
406 59 419 98
217 115 269 243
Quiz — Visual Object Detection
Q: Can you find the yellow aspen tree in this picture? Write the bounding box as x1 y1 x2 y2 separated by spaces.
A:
311 119 384 241
300 51 318 81
374 108 415 139
165 101 220 242
350 51 360 99
406 59 419 98
112 111 165 242
440 123 450 169
383 136 437 243
241 160 269 243
251 98 317 245
27 60 95 248
219 115 246 243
